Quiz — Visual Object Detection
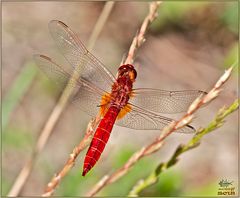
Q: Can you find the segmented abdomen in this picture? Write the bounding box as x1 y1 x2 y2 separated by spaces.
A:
82 105 120 176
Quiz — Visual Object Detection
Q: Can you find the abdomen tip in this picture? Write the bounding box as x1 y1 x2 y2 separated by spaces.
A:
82 168 89 176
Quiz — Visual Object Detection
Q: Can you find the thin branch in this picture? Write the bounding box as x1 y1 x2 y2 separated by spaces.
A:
86 66 234 197
124 1 162 65
87 1 115 51
129 99 239 196
42 116 100 197
7 2 115 197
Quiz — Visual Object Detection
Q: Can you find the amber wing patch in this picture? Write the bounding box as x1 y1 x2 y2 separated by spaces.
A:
117 104 132 120
117 91 134 120
99 93 111 117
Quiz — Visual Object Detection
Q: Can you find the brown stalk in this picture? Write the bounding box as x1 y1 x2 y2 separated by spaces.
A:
42 115 100 197
124 1 162 65
86 66 233 196
7 2 115 197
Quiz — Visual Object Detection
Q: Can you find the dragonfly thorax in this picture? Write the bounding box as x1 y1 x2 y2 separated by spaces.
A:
110 75 133 108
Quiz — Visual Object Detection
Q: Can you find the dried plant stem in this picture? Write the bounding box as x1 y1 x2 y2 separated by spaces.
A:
87 1 114 50
42 116 100 197
86 66 233 196
129 99 239 196
124 1 162 65
7 2 115 197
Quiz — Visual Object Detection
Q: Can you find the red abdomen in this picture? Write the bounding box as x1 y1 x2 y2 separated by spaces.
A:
82 105 120 176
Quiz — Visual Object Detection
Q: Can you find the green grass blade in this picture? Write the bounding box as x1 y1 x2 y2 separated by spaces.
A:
2 61 38 131
129 99 239 196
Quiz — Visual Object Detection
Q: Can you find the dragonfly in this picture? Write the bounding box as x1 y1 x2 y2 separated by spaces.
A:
34 20 206 176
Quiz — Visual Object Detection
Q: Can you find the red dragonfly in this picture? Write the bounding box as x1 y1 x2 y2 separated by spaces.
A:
34 20 205 176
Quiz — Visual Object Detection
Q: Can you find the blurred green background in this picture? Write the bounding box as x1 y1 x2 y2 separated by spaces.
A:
2 1 238 196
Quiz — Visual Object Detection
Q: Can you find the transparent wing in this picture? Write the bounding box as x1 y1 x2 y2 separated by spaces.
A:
34 54 73 88
34 54 108 117
72 85 103 117
116 103 195 133
130 88 206 114
48 20 115 92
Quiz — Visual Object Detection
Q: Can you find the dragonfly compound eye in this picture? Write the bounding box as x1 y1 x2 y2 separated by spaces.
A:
118 64 137 80
131 68 137 80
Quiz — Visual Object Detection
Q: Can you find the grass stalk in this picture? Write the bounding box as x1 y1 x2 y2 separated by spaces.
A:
129 99 239 196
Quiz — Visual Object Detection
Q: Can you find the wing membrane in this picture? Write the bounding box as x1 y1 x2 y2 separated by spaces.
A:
72 85 104 117
34 54 109 117
130 88 206 114
48 20 115 92
116 103 195 133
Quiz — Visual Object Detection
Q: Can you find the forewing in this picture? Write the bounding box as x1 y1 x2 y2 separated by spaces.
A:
116 103 195 133
48 20 115 92
130 88 206 114
34 54 108 117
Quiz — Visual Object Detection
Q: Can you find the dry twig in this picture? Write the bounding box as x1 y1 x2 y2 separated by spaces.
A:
129 99 239 196
86 66 233 196
42 116 100 197
124 1 162 65
7 2 114 197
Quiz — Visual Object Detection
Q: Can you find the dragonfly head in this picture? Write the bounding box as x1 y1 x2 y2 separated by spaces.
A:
118 64 137 81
